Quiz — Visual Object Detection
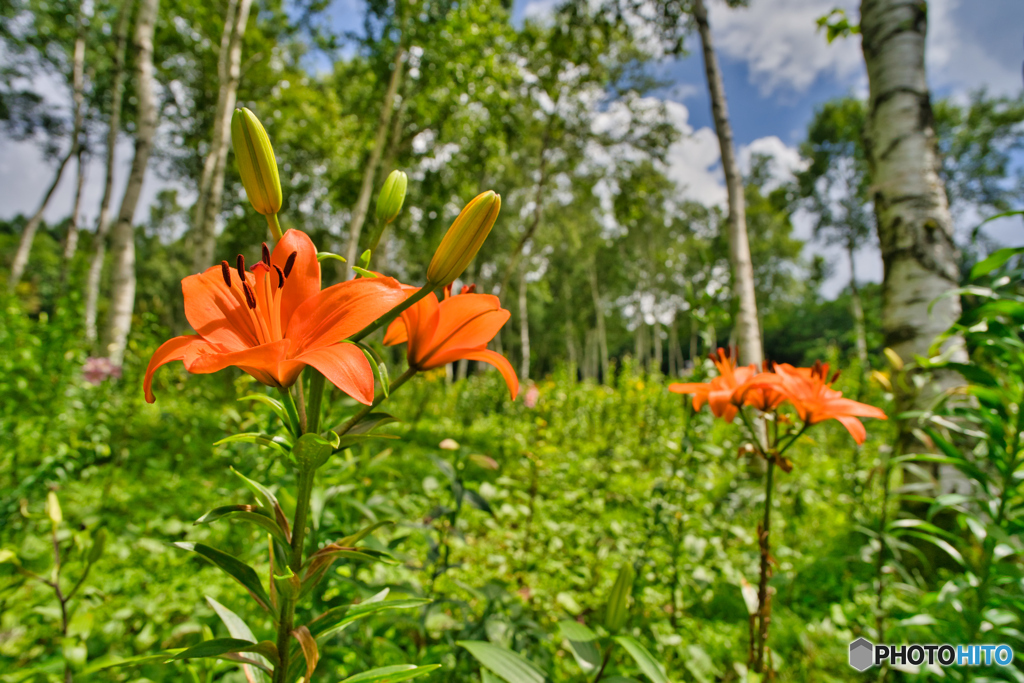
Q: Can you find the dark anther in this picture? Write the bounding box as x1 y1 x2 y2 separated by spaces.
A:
236 254 246 281
242 283 257 309
273 265 285 288
283 251 297 277
831 370 841 384
220 261 232 287
262 242 271 267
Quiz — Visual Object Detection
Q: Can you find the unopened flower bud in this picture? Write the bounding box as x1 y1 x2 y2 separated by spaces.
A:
426 190 500 286
375 170 407 226
231 107 282 216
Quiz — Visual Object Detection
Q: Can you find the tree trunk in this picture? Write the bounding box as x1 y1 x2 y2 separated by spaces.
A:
692 0 763 368
668 318 678 377
343 44 405 278
860 0 969 495
847 243 869 370
60 148 87 280
104 0 159 365
518 269 530 381
85 0 133 345
589 262 609 384
563 279 578 376
652 321 663 375
193 0 253 270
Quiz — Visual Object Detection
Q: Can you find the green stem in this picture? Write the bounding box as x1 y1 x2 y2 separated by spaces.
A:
267 213 283 242
278 387 302 436
273 592 295 683
274 466 316 683
332 366 418 436
350 284 435 344
306 371 326 434
755 459 775 673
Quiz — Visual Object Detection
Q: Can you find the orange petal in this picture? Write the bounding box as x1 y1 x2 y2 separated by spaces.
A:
826 397 888 420
286 276 407 353
183 339 291 386
182 267 259 349
290 343 376 405
402 291 440 363
383 318 409 346
668 382 708 395
271 229 321 331
419 296 509 365
836 415 868 444
457 349 519 400
144 335 201 403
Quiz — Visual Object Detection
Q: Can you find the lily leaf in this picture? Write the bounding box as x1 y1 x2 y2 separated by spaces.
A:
237 394 291 425
458 641 546 683
339 664 442 682
174 543 272 613
195 506 290 548
308 597 431 642
613 636 668 683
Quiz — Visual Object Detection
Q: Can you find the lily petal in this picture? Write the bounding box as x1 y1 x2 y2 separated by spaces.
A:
457 349 520 400
419 299 510 366
286 276 406 353
271 229 321 331
183 339 291 386
289 343 376 405
144 335 202 403
836 415 868 444
182 267 259 350
383 318 409 346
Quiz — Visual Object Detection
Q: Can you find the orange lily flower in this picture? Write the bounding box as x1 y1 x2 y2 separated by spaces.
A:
144 230 407 405
383 284 519 399
770 361 887 444
669 348 757 421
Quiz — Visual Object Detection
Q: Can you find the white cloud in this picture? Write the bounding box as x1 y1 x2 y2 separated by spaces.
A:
661 101 729 206
739 135 807 190
708 0 864 95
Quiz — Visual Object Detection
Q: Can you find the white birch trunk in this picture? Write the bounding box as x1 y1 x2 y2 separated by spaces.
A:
193 0 252 270
60 18 88 273
589 262 609 384
518 269 530 381
692 0 763 368
61 149 87 272
847 244 869 369
343 44 405 278
860 0 969 496
104 0 159 365
85 0 133 344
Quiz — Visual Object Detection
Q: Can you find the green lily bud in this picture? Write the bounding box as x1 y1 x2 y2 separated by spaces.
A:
375 170 408 226
231 107 282 216
426 190 501 287
46 492 62 527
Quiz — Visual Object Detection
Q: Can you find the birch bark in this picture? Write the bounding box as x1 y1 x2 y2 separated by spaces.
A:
104 0 159 365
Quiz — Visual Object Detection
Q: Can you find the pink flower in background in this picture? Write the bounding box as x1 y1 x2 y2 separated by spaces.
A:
83 357 122 385
523 383 540 408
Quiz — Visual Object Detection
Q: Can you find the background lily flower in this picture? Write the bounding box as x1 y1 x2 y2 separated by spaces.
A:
144 230 406 405
384 284 519 399
669 347 756 421
771 361 887 444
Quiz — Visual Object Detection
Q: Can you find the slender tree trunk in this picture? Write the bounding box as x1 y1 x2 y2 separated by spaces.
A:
860 0 968 496
498 120 551 300
518 268 530 381
85 0 132 345
668 318 678 377
652 321 662 375
589 262 609 384
343 43 405 278
193 0 253 270
104 0 159 365
847 243 869 369
692 0 762 368
60 148 87 280
563 279 578 376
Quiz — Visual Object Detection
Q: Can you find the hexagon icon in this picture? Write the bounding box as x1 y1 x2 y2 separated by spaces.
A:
849 638 874 671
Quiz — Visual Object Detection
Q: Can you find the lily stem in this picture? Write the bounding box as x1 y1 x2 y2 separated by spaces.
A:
755 458 775 674
350 284 435 344
306 370 326 434
267 213 283 242
279 388 302 436
332 366 418 436
274 465 316 683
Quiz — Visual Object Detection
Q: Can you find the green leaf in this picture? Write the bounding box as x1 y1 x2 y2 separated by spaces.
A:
174 543 272 612
195 506 290 547
970 245 1024 280
351 266 378 278
238 394 291 425
339 664 442 682
82 650 187 673
336 520 394 548
309 598 432 642
167 638 278 666
463 489 494 516
605 563 635 632
216 433 290 455
348 413 398 436
206 597 271 683
457 641 546 683
558 622 600 672
230 467 291 538
613 636 668 683
316 251 347 263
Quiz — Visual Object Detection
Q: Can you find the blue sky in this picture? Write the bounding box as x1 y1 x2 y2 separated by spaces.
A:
2 0 1021 295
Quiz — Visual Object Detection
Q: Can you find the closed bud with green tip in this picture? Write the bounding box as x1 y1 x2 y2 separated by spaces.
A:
426 190 501 287
231 107 282 216
375 170 407 226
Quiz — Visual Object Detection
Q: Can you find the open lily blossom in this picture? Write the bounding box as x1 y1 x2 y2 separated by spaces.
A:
384 284 519 399
144 229 407 405
668 347 755 421
767 361 887 444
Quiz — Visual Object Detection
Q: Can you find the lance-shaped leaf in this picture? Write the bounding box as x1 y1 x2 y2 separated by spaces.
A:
167 638 278 668
335 520 394 548
207 596 270 683
339 664 442 682
463 489 494 516
195 506 290 548
174 543 272 613
216 432 291 456
231 467 292 542
308 597 432 642
238 394 291 425
300 544 395 598
348 412 398 436
457 641 546 683
557 621 600 673
613 636 668 683
336 433 402 450
605 564 635 633
292 626 319 681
